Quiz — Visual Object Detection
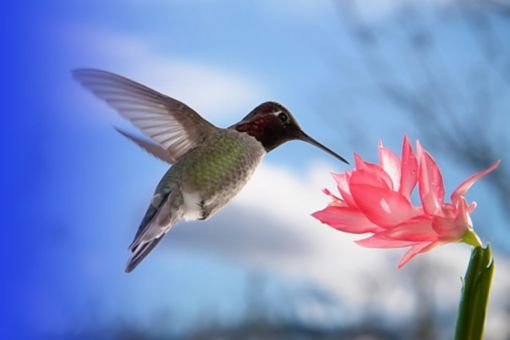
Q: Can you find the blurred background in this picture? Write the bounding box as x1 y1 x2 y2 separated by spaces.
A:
2 0 510 339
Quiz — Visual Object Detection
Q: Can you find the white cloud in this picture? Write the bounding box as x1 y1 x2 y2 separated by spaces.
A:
167 161 510 335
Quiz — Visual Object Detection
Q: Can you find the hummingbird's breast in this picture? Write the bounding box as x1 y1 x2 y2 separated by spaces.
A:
157 129 266 220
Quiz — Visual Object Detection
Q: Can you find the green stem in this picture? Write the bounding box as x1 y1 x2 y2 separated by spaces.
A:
454 244 494 340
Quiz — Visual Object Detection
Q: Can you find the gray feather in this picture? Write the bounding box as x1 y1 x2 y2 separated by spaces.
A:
125 187 184 272
115 127 174 164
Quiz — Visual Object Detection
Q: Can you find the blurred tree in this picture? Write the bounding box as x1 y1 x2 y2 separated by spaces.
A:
331 0 510 227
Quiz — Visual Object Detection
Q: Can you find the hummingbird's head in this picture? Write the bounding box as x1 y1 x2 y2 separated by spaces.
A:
234 101 349 164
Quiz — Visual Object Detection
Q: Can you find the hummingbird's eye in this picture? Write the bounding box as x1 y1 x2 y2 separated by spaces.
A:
278 112 288 123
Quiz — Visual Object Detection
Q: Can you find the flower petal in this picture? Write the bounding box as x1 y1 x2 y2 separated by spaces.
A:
332 172 357 207
312 205 379 233
432 214 465 241
416 140 445 214
377 216 437 242
356 235 418 248
332 171 351 193
397 242 438 268
349 169 391 191
453 197 474 235
399 135 418 199
378 140 402 190
450 160 500 204
354 154 394 190
350 183 417 227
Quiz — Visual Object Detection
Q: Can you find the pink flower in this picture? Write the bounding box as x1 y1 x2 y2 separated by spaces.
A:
312 136 500 268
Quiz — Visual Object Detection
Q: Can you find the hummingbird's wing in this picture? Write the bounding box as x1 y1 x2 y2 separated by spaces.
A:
73 68 217 163
114 127 174 164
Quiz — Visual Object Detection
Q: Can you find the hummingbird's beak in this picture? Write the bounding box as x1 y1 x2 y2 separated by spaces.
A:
296 131 349 164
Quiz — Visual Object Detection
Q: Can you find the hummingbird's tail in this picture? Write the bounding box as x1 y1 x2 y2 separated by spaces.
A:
125 237 164 273
125 188 184 273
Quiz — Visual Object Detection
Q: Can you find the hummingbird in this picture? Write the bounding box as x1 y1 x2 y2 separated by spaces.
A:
73 69 348 272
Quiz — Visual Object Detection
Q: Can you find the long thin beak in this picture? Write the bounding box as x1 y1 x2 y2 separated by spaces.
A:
297 131 349 164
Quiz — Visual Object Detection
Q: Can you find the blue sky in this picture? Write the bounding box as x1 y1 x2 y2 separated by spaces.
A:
2 1 510 338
